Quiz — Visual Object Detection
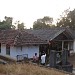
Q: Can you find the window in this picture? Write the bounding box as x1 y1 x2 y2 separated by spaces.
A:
0 43 1 53
6 44 10 55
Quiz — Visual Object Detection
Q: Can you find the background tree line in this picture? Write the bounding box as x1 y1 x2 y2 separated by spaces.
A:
33 16 55 29
57 8 75 30
0 16 25 30
0 8 75 30
33 8 75 30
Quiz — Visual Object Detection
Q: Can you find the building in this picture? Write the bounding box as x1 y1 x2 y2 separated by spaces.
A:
26 28 74 53
0 28 74 60
0 30 46 60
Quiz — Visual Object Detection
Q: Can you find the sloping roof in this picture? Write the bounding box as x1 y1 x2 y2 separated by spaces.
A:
0 27 74 46
26 28 67 41
0 30 47 46
26 27 74 41
69 29 75 39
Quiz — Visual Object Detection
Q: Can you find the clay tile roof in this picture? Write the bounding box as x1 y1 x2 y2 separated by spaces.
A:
26 27 66 41
26 27 74 41
0 30 47 46
0 27 73 46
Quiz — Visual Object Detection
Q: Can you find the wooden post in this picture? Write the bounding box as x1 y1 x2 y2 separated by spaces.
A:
68 42 69 50
62 49 68 65
73 40 75 53
49 50 56 68
62 41 64 51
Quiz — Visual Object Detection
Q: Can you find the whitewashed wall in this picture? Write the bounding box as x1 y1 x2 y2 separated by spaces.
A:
1 44 6 55
10 45 39 59
0 44 39 60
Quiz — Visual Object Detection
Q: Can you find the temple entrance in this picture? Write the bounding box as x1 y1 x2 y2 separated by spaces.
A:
49 41 62 51
39 44 50 64
39 31 73 64
39 40 73 64
49 41 73 51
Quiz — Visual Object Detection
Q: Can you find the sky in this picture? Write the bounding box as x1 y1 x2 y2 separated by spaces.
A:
0 0 75 28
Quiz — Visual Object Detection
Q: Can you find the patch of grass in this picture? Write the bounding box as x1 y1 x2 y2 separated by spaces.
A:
0 63 68 75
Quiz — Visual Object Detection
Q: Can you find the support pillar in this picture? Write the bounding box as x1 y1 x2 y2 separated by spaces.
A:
49 50 56 68
73 40 75 53
68 42 69 50
62 49 68 65
62 41 64 51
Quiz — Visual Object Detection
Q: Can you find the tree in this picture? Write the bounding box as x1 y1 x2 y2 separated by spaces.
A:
11 25 16 30
57 9 75 30
33 16 55 29
0 16 16 30
17 22 25 30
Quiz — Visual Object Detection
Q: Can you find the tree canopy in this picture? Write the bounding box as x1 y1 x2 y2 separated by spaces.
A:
57 9 75 30
0 16 26 30
33 16 55 29
17 22 25 30
0 16 15 30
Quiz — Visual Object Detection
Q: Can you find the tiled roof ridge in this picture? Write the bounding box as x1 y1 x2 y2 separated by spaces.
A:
0 29 46 45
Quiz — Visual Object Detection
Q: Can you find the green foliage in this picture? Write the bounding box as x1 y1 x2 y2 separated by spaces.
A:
0 16 15 30
18 22 25 30
57 9 75 30
0 21 12 30
33 16 55 29
11 25 16 30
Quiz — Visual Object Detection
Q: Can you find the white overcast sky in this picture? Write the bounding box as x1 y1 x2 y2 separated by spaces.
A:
0 0 75 28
